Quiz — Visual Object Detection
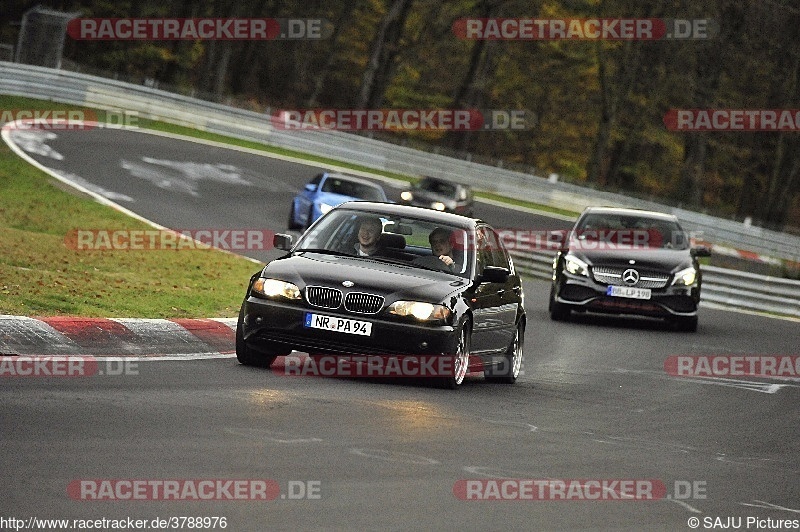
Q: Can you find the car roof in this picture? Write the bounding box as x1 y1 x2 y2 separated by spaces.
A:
580 206 678 221
335 201 479 228
322 172 384 189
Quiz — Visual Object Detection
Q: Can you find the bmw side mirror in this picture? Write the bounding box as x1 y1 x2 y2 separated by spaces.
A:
691 246 711 258
273 233 294 251
480 266 510 283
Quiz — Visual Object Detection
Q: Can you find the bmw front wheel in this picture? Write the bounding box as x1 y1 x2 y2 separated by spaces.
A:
442 319 472 389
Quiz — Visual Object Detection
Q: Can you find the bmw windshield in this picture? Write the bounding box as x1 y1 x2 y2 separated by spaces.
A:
293 208 473 278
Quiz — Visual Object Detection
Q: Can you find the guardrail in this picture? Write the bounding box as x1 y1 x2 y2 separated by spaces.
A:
509 249 800 319
1 61 799 264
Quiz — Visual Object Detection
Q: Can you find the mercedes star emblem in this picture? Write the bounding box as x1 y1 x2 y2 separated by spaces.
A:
622 269 639 285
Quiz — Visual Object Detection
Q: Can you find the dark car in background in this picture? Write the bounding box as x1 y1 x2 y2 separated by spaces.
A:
549 207 710 331
237 201 525 388
400 176 474 217
289 172 389 230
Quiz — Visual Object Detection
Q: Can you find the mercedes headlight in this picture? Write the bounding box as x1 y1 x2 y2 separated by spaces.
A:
388 301 451 321
252 278 301 300
400 191 413 201
431 201 446 211
672 267 697 286
564 255 589 277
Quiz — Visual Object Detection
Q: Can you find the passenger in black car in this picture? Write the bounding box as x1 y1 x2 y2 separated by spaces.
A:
413 227 462 272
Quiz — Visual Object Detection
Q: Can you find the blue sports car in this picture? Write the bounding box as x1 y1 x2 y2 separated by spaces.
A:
289 172 389 230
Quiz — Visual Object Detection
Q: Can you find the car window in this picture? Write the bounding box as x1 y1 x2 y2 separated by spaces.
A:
353 183 386 201
417 225 469 276
475 229 487 275
480 227 510 269
491 228 512 270
575 213 688 249
322 178 385 201
418 179 456 197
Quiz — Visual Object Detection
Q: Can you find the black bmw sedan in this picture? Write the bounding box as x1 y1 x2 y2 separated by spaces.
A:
236 201 525 388
549 207 710 331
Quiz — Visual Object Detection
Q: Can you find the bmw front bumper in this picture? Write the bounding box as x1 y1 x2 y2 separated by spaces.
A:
241 296 459 357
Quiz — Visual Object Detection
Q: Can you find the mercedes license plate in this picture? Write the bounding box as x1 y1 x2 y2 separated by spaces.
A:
606 286 651 300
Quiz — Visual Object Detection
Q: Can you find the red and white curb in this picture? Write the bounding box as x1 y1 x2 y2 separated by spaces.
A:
708 243 782 266
696 241 799 269
0 315 237 359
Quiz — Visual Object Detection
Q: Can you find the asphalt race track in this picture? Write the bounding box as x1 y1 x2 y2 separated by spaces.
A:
2 127 799 530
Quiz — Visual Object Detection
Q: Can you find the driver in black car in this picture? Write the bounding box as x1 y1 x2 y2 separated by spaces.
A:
353 216 384 256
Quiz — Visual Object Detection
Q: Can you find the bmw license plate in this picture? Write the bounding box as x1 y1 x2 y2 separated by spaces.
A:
304 313 372 336
606 285 652 300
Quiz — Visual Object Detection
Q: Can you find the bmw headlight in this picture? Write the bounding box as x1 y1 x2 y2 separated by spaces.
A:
564 255 589 277
672 267 697 286
400 191 413 201
319 202 334 214
388 301 451 321
252 278 301 300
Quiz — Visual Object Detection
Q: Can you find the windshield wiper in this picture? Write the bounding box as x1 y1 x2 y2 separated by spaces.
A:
406 261 459 275
294 248 354 257
364 256 418 268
